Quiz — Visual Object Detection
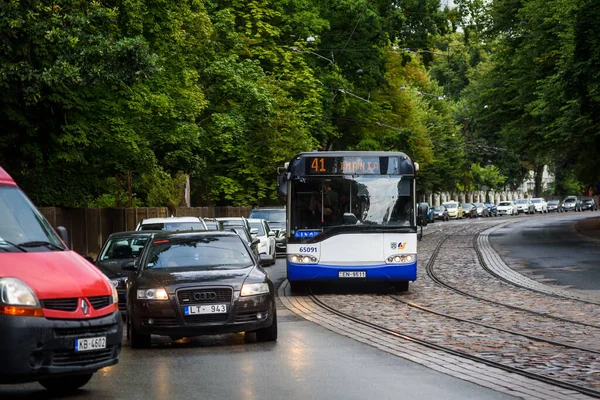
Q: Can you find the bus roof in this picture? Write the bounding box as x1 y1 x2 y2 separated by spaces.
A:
288 151 416 177
0 166 16 187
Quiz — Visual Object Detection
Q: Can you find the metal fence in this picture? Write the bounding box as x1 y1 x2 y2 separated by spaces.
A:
39 206 252 257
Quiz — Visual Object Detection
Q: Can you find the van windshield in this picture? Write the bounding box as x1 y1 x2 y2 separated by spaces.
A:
0 187 65 252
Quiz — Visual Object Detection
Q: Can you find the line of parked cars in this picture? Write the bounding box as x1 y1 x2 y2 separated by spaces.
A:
431 196 597 220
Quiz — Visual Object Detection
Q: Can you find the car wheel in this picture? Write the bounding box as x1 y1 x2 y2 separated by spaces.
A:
39 373 94 392
392 281 409 292
129 316 151 349
256 309 278 342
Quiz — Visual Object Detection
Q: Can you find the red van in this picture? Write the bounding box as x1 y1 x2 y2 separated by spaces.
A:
0 166 122 391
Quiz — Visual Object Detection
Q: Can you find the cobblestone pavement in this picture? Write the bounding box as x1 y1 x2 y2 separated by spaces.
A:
279 217 600 400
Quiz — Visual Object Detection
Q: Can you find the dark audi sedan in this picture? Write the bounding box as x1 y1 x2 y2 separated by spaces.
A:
124 231 277 348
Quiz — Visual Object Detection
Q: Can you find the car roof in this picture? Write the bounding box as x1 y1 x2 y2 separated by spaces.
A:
150 230 239 241
107 230 161 239
251 207 285 210
0 166 16 187
140 217 204 224
247 218 265 223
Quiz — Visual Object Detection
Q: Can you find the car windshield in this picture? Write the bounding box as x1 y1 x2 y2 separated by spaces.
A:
144 236 253 269
433 206 444 211
498 202 511 206
140 222 206 231
443 203 457 209
532 199 542 203
249 221 266 236
461 204 472 209
564 198 576 203
99 236 149 260
547 200 559 205
515 199 528 204
249 210 285 224
583 199 593 204
0 186 65 252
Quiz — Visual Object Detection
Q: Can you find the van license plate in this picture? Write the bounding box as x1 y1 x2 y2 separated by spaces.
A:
75 336 106 352
339 271 366 278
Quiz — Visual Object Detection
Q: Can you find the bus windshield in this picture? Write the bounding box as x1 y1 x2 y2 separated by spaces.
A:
290 176 413 234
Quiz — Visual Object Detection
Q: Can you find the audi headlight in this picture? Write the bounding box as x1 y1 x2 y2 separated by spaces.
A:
288 254 317 264
0 278 40 307
386 254 416 264
240 283 270 297
137 288 169 300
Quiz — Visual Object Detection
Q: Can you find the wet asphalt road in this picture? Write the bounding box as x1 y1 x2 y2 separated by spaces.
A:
0 257 515 400
7 213 598 400
489 212 600 294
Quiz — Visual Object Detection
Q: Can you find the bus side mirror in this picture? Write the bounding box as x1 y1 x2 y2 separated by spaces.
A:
417 204 428 227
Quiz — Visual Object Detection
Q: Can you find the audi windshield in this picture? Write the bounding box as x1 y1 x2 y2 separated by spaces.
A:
143 236 253 269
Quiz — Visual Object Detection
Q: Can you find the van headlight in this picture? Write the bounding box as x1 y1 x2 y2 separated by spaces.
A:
0 278 40 307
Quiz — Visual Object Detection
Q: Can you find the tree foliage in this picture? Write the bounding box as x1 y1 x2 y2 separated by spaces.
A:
2 0 595 206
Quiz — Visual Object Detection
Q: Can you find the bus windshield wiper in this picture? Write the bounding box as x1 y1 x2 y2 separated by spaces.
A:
0 240 27 252
18 241 65 251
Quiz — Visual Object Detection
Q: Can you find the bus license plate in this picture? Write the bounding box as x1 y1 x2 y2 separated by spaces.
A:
75 336 106 352
184 304 227 315
339 271 366 278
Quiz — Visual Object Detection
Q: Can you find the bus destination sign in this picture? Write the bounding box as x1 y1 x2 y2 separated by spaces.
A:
306 156 394 175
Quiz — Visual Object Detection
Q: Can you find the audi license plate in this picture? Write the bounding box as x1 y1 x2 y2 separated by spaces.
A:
184 304 227 315
75 336 106 352
338 271 366 278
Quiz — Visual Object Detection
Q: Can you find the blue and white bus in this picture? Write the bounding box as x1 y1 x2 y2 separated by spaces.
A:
279 151 425 292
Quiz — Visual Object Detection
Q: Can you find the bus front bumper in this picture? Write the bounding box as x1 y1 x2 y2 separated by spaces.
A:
287 261 417 282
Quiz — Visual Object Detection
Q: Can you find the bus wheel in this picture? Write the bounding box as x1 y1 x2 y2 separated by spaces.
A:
392 281 409 292
289 281 307 293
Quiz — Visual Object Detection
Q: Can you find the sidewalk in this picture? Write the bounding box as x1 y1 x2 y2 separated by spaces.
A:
575 215 600 240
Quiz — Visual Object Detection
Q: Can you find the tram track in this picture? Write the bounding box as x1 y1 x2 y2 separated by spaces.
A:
308 290 600 399
302 222 600 397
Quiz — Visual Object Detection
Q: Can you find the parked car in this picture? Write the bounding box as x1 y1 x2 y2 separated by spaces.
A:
0 166 122 391
580 198 598 211
546 200 563 213
228 226 261 259
136 216 208 231
483 202 498 217
531 198 548 213
247 218 277 265
417 202 435 223
248 207 287 256
203 218 224 231
515 198 536 214
562 196 579 212
461 203 477 218
432 205 449 221
93 231 156 316
474 202 489 217
497 201 517 215
123 231 277 348
442 201 463 219
216 217 254 236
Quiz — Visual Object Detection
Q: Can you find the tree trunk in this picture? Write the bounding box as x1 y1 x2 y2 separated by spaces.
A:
533 164 544 197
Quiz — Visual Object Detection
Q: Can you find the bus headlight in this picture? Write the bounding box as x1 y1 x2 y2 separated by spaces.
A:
288 254 318 264
386 254 416 264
